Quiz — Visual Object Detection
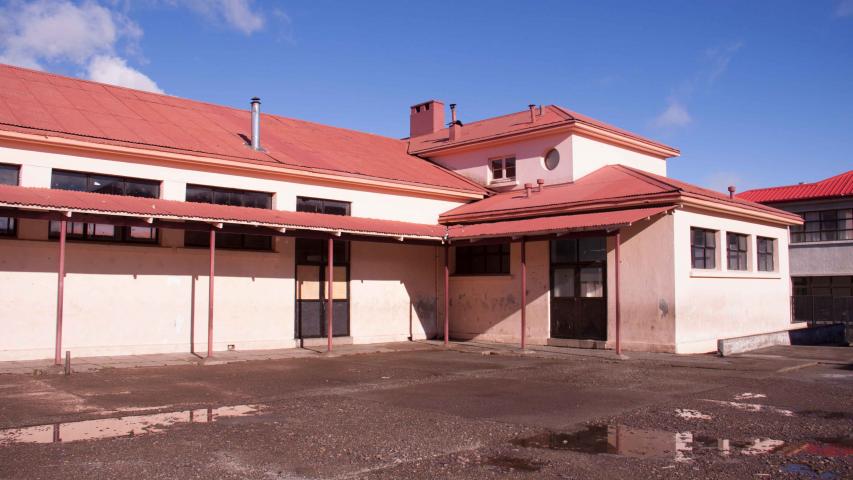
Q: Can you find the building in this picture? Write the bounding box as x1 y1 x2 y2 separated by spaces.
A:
739 171 853 338
0 64 803 362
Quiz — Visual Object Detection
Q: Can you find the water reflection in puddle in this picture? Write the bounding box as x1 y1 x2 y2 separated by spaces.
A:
0 404 263 446
512 425 786 462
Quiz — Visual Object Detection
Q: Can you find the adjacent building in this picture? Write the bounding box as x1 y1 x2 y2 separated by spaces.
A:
0 64 802 361
739 171 853 338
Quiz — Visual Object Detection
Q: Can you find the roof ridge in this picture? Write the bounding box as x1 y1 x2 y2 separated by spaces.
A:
740 169 853 194
607 164 682 192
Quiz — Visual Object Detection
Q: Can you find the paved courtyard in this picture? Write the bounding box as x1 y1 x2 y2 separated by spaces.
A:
0 342 850 479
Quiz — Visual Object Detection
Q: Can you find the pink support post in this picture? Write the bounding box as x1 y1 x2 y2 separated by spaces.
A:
54 220 67 365
327 237 334 352
207 228 215 358
521 238 527 350
615 230 622 356
444 244 449 347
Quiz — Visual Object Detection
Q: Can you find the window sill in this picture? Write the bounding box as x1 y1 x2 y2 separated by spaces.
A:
791 239 853 247
690 269 782 279
488 178 518 189
451 273 513 279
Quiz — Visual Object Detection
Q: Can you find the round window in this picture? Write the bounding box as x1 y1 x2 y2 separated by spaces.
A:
544 148 560 170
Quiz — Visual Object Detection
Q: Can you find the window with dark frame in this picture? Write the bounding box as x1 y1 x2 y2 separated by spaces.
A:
0 163 19 236
690 227 716 269
49 169 160 243
455 243 510 275
490 156 516 182
726 232 749 271
790 208 853 243
757 237 775 272
184 184 274 250
295 197 351 265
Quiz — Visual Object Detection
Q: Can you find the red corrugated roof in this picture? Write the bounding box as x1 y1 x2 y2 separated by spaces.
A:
407 105 678 156
0 64 485 195
737 170 853 204
440 165 799 224
446 206 673 240
0 184 445 240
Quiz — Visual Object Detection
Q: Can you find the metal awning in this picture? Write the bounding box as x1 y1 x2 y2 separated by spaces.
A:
0 184 446 243
445 206 674 241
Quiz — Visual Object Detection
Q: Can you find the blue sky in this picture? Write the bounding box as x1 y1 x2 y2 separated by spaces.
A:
1 1 851 192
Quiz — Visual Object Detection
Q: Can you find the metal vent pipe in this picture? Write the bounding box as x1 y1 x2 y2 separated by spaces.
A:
250 97 261 150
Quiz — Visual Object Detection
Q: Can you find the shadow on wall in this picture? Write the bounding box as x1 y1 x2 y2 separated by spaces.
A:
0 238 291 279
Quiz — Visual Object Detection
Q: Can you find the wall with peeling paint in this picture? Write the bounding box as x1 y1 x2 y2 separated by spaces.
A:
606 214 677 353
447 241 550 345
350 242 441 343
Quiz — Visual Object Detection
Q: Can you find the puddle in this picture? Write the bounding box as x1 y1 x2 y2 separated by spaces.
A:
512 425 786 462
702 399 794 417
675 408 712 420
0 404 263 446
484 455 542 472
734 393 767 400
783 464 839 479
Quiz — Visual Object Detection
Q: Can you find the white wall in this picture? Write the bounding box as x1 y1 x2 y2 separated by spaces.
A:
571 135 667 179
672 208 796 353
427 133 667 191
4 144 466 224
0 143 465 360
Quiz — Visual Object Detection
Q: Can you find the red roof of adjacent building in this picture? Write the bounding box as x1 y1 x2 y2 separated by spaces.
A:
447 206 673 240
737 170 853 204
407 105 679 156
0 64 485 195
0 184 446 240
440 164 801 224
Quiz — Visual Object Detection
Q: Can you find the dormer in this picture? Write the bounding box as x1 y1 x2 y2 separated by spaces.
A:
408 103 679 190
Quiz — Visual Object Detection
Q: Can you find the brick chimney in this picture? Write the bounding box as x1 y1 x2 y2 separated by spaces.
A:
410 100 445 138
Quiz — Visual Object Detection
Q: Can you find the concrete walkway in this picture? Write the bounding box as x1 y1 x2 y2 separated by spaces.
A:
0 341 439 375
4 339 842 376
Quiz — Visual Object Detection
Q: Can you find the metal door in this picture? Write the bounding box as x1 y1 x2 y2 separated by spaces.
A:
550 237 607 340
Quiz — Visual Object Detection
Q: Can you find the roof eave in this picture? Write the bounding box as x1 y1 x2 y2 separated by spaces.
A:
410 120 680 159
0 128 486 201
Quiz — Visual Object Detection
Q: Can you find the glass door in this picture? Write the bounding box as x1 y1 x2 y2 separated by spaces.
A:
550 237 607 340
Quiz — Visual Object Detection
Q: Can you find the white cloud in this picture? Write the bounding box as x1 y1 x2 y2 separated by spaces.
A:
651 42 742 130
652 100 692 128
87 55 163 93
0 0 162 92
178 0 265 35
705 42 743 84
837 0 853 17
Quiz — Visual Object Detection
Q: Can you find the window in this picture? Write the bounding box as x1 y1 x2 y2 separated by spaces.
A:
726 232 749 271
691 228 716 269
49 170 159 243
0 163 19 236
490 156 516 182
455 243 510 275
296 197 351 216
544 149 560 170
790 209 853 243
757 237 775 272
184 185 273 250
550 237 606 298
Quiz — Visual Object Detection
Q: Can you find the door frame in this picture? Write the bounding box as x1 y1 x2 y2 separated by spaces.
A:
548 236 608 340
293 238 351 339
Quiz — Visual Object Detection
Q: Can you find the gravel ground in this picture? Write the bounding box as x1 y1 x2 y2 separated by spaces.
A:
0 345 850 479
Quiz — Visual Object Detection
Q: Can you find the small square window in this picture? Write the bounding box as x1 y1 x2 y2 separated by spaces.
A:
489 156 516 182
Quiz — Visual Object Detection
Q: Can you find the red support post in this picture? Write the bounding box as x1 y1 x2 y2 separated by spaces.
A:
54 220 67 366
615 230 622 356
327 237 334 352
520 238 527 350
443 243 449 347
207 228 215 358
